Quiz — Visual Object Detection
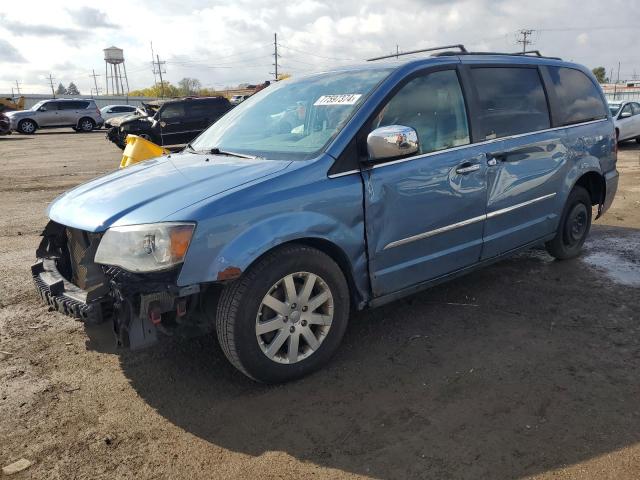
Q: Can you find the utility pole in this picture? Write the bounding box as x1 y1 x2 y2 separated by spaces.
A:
150 41 158 87
517 29 534 53
155 54 166 97
14 80 21 95
90 70 101 97
272 33 279 81
396 44 399 59
47 73 56 98
613 61 621 99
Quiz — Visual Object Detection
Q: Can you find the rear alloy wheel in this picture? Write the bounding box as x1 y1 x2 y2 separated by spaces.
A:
545 186 592 260
78 118 95 132
18 119 37 134
216 244 350 383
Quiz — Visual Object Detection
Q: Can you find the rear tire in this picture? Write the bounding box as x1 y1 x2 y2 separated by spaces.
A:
17 119 37 134
78 118 95 132
545 186 592 260
215 244 350 383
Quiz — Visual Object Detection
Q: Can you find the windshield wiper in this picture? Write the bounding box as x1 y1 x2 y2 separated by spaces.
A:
210 147 256 159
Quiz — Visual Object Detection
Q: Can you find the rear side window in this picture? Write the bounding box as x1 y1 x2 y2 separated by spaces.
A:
546 67 607 126
59 101 90 110
160 103 185 119
632 103 640 115
470 67 550 139
187 102 213 117
204 99 230 113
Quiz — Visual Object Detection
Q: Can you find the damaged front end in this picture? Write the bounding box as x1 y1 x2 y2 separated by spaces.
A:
106 125 127 150
32 221 207 350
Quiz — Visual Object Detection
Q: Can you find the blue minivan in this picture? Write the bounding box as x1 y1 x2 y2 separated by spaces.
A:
33 46 618 382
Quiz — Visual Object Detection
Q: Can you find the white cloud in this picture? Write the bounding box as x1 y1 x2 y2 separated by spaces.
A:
0 0 636 94
577 32 589 46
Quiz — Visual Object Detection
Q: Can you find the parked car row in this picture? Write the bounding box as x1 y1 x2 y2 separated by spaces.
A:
5 99 104 134
2 96 237 141
105 96 233 149
609 100 640 143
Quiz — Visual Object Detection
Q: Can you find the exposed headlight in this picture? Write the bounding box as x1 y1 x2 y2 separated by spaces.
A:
95 222 195 272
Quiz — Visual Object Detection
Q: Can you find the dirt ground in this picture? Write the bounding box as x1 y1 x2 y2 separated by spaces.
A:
0 129 639 480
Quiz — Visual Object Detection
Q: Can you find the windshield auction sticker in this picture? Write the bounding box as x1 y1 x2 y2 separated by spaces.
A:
314 94 362 106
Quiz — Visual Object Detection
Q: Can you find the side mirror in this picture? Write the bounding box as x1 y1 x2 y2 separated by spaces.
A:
38 107 47 112
366 125 419 162
620 111 632 119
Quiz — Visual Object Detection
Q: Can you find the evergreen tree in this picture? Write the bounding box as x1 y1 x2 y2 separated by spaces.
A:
55 83 67 95
67 82 80 95
591 67 608 84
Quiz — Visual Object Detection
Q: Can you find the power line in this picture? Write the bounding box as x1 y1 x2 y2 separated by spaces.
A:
277 43 357 62
166 44 273 66
167 55 271 68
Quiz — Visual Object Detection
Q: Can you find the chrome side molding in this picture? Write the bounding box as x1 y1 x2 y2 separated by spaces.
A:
383 193 557 250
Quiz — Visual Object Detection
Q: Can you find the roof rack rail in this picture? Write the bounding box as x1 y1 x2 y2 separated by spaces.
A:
511 50 562 60
367 44 467 62
517 50 542 56
432 49 562 60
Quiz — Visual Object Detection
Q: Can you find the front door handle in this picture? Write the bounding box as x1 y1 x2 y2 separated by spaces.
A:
455 163 481 174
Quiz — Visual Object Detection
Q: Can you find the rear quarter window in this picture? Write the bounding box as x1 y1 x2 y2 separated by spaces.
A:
470 67 550 140
546 67 607 126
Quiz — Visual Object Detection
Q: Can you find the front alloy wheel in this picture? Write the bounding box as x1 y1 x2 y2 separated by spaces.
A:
216 244 350 383
256 272 334 364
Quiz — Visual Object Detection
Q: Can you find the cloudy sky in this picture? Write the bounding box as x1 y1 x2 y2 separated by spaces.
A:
0 0 638 95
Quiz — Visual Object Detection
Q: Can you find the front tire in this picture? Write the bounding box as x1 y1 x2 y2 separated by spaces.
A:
545 186 592 260
215 244 350 383
17 119 37 134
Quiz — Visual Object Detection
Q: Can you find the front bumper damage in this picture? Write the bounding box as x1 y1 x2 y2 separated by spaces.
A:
32 221 205 350
106 126 127 149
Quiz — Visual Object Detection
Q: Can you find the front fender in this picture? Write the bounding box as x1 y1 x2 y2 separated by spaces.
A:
210 211 361 279
175 163 370 305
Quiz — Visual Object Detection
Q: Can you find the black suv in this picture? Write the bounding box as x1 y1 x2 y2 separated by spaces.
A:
106 96 232 149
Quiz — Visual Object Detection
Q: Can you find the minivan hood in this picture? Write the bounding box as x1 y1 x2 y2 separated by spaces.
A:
48 152 291 232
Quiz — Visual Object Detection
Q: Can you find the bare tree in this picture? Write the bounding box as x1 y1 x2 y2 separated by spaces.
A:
177 77 202 96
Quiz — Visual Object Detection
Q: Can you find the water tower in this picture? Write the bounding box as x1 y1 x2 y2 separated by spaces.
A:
104 46 130 95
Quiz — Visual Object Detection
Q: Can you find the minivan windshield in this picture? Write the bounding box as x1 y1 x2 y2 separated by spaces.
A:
191 68 392 160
